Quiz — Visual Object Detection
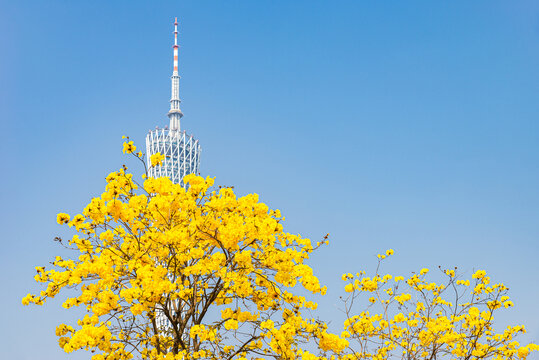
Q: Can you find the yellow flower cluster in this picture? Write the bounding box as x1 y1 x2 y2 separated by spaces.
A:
150 152 165 167
122 140 136 154
56 213 70 224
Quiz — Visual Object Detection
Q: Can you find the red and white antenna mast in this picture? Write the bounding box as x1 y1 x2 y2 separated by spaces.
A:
173 17 179 73
168 17 183 132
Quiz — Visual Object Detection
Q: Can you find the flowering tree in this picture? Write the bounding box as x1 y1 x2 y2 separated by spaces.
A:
23 141 330 360
322 252 539 360
24 140 537 360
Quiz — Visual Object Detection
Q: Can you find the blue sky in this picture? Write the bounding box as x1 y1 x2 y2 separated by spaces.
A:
1 1 538 359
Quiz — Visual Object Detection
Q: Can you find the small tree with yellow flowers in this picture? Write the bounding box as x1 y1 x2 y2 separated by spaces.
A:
321 250 538 360
24 139 537 360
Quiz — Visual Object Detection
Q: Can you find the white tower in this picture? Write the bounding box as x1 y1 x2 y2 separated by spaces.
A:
146 18 201 186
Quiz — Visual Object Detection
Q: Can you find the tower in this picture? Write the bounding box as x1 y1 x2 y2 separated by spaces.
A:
146 18 201 186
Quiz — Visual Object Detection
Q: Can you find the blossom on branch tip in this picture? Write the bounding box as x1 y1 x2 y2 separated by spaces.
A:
122 141 136 154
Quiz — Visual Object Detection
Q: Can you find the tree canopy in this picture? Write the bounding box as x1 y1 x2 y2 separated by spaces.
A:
24 141 538 360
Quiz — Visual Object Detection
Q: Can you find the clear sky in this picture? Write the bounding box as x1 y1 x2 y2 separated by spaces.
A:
1 1 538 359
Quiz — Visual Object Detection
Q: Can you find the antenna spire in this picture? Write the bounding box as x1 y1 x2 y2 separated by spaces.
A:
173 17 179 69
168 17 183 132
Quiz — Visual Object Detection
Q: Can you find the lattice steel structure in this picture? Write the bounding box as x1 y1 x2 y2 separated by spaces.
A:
146 18 201 187
146 129 201 185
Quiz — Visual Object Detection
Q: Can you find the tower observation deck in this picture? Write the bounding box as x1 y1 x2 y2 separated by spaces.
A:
146 18 201 186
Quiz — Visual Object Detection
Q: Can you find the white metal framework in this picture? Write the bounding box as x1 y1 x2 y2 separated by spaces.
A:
146 17 201 187
146 129 201 186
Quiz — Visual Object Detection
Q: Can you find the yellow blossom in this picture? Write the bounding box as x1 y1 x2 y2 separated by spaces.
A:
56 213 70 225
150 152 165 167
122 140 136 154
473 269 486 279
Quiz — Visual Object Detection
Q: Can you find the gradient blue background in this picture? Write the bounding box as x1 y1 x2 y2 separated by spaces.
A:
1 1 538 358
